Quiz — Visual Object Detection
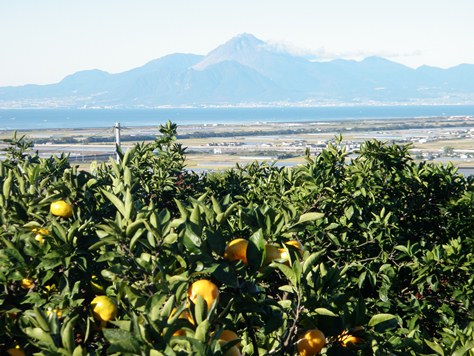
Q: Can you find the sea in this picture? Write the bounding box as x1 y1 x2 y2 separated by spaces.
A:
1 105 474 130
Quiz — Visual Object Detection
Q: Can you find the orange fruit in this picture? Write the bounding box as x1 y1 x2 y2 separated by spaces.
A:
280 240 304 261
187 279 219 310
284 240 304 254
297 329 326 356
50 200 73 218
169 307 194 336
6 346 25 356
341 335 364 347
91 295 117 322
216 329 241 348
224 238 248 265
217 340 242 356
20 278 33 290
32 227 49 243
263 244 282 265
46 307 63 318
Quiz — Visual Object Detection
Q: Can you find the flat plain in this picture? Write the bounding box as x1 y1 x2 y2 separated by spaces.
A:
1 116 473 174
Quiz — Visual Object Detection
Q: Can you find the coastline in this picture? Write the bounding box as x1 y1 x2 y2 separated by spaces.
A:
1 115 473 175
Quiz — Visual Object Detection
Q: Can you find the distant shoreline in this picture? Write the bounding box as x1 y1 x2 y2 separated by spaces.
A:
1 115 473 177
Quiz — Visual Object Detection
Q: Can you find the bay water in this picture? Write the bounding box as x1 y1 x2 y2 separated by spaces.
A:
1 105 474 130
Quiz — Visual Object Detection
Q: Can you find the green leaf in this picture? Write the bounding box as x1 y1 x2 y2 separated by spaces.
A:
158 295 175 320
302 250 325 276
33 307 51 332
103 329 141 353
182 224 202 253
297 212 325 224
358 271 367 289
102 189 126 218
190 204 201 225
344 206 354 220
174 199 188 219
126 219 145 239
72 345 84 356
61 315 79 353
212 264 239 288
24 327 54 344
314 308 338 317
274 263 297 286
424 339 445 355
193 294 207 325
368 313 398 332
124 188 133 221
194 319 210 343
452 340 474 356
211 196 222 214
247 229 265 270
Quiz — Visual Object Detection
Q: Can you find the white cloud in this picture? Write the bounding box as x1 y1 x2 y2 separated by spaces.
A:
266 40 423 65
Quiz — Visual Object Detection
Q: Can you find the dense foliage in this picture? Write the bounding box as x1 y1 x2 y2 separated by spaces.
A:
1 122 473 355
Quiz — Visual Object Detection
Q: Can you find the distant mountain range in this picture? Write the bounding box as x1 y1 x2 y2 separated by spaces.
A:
2 33 474 108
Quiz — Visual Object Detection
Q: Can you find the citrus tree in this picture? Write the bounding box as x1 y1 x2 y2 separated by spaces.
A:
0 123 473 355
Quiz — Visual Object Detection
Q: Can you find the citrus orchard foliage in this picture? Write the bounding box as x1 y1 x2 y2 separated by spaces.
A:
0 123 473 355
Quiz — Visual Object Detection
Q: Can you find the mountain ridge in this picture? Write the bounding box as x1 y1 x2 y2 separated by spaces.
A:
1 33 474 108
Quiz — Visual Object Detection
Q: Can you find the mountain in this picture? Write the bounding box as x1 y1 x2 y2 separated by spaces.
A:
1 33 474 108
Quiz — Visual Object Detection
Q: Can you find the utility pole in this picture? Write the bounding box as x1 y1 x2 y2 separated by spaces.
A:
114 122 121 163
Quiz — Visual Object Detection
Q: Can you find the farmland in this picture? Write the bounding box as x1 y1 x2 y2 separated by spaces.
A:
1 116 473 174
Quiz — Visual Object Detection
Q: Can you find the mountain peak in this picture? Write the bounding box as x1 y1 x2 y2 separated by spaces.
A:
193 33 266 70
226 33 264 48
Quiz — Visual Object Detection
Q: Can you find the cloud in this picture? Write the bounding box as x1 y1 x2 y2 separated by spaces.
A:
266 40 423 62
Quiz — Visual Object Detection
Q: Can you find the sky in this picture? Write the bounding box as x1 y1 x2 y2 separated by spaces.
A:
1 0 473 86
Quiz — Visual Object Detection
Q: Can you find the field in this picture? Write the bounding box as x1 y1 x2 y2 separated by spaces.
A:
1 116 473 174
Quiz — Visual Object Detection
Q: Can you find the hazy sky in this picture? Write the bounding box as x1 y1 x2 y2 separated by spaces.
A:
1 0 473 86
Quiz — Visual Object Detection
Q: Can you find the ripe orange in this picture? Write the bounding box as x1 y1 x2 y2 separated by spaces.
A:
46 307 63 318
263 244 282 265
217 340 242 356
91 295 117 322
224 238 248 265
187 279 219 310
169 307 194 336
20 278 33 290
280 240 304 261
50 200 73 218
6 346 25 356
297 329 326 356
217 329 241 348
341 335 364 347
284 240 304 255
33 227 49 244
